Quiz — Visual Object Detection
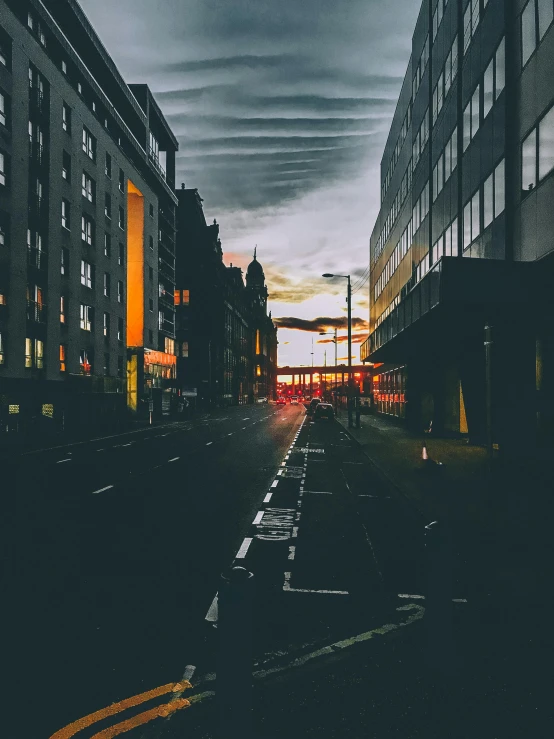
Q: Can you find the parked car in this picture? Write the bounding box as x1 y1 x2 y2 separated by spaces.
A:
314 402 334 421
290 395 299 404
277 396 286 405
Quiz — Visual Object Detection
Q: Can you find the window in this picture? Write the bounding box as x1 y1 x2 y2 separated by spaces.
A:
471 190 480 241
61 248 69 275
82 171 95 202
28 12 34 30
463 201 472 250
181 341 189 358
62 150 71 181
25 338 44 369
538 106 554 180
103 353 110 376
60 296 66 324
149 329 154 344
522 128 537 192
59 344 66 372
117 317 124 342
158 311 164 330
118 242 124 266
495 38 505 99
494 159 505 217
105 152 112 178
82 127 96 160
118 206 125 230
105 192 112 219
149 298 154 312
483 172 494 228
117 355 124 377
104 233 111 258
483 58 494 119
183 289 190 305
471 84 480 139
80 349 93 375
165 337 175 355
62 102 71 134
104 272 110 297
0 28 11 69
62 60 67 75
174 289 181 305
81 214 94 245
149 235 154 250
0 150 7 186
0 213 7 247
80 304 93 331
103 312 110 337
117 280 123 303
25 338 32 368
149 203 154 218
522 1 536 65
119 168 124 192
81 259 93 288
62 199 70 229
0 89 9 128
539 0 554 37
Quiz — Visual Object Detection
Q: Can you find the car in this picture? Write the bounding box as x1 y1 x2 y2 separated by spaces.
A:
307 397 321 415
290 395 299 404
277 397 286 405
314 402 334 421
257 397 268 403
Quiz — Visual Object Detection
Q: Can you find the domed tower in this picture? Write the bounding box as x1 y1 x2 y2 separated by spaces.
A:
246 247 268 313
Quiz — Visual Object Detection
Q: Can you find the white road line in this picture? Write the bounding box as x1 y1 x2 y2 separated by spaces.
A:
283 572 348 595
228 433 233 436
263 492 272 503
288 546 296 560
242 427 247 430
206 441 213 446
271 480 279 488
292 526 299 538
205 594 218 623
92 485 114 495
304 490 332 494
168 457 180 462
397 593 468 603
252 511 264 525
242 418 250 420
235 538 253 559
277 469 283 476
96 449 104 452
57 459 71 464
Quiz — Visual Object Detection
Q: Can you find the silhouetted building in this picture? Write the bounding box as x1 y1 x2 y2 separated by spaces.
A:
245 250 278 401
174 187 277 406
0 0 178 433
361 0 554 454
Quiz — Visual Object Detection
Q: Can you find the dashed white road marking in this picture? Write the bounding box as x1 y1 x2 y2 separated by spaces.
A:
235 538 253 559
168 457 179 462
92 485 114 495
263 492 273 503
206 441 213 446
304 490 332 494
397 593 468 603
205 594 218 624
228 433 233 436
252 511 264 525
283 572 348 595
270 480 279 488
277 469 283 476
242 418 250 421
57 459 71 464
242 427 247 430
288 546 296 560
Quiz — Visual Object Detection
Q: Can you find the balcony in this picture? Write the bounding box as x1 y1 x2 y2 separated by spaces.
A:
158 255 175 282
27 247 48 271
27 300 47 324
158 290 174 309
29 141 45 166
148 148 166 181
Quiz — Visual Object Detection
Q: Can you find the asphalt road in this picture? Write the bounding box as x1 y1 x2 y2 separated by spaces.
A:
3 403 304 739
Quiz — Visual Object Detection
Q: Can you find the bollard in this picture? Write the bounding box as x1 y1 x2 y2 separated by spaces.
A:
424 520 454 674
217 566 254 739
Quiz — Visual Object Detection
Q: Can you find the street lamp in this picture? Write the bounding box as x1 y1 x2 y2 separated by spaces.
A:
319 328 338 402
322 273 353 427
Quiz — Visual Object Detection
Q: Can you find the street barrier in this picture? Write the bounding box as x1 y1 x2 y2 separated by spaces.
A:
217 566 254 739
424 520 454 673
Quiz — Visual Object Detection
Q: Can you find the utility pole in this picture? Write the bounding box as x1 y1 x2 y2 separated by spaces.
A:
347 275 353 427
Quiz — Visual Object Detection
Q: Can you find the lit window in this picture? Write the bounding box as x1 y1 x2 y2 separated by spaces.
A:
80 349 93 375
25 337 32 368
181 341 189 358
183 289 190 305
60 344 66 372
165 337 175 355
27 12 34 30
174 289 181 305
61 248 69 275
80 304 93 331
60 296 66 324
0 33 9 69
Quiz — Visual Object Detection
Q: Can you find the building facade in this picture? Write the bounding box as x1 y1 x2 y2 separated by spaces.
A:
175 187 277 407
0 0 178 433
361 0 554 453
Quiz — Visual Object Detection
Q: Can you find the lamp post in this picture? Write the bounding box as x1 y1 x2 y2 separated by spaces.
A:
323 274 352 427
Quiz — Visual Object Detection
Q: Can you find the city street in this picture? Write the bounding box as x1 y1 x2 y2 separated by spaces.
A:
3 403 303 738
3 404 427 738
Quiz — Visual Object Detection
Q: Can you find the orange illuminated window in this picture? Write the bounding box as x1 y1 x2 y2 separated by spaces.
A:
256 365 261 377
183 289 190 305
256 329 261 355
174 290 181 305
59 344 66 372
126 181 144 347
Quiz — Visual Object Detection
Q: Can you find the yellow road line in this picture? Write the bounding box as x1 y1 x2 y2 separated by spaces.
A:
89 698 190 738
49 681 192 739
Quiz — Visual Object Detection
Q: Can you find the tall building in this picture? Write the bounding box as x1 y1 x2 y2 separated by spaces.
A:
361 0 554 453
175 187 277 406
0 0 178 432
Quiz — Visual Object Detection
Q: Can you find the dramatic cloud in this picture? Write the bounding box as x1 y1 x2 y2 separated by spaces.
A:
273 316 369 332
80 0 418 366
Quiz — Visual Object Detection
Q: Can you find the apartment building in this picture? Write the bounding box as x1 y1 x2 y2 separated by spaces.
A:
361 0 554 452
0 0 178 432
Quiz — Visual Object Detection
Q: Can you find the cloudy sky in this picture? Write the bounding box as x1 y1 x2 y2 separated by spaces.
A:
80 0 418 367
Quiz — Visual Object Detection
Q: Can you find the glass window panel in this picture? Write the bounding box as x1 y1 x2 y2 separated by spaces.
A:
495 38 505 98
463 103 471 150
483 59 494 118
445 139 452 181
438 153 444 193
538 0 554 39
451 127 458 171
471 85 480 138
494 159 505 217
452 217 458 256
483 172 494 228
464 6 471 53
522 129 537 193
521 0 537 66
538 106 554 180
463 201 472 249
471 0 479 34
471 190 480 240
